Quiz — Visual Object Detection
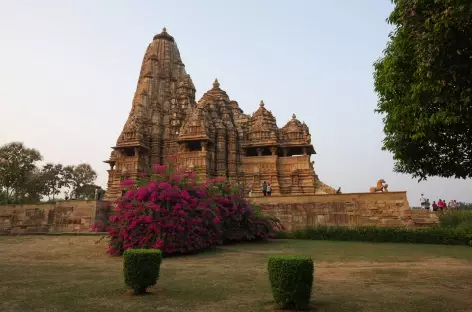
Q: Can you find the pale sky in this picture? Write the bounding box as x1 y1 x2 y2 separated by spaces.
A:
0 0 471 206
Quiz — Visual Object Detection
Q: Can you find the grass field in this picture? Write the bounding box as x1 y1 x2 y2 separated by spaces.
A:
0 236 471 312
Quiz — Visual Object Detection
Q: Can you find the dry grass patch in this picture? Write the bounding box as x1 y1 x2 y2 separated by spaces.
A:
0 236 471 312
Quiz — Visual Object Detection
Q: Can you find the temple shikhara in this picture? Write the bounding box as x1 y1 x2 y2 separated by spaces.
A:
104 28 335 200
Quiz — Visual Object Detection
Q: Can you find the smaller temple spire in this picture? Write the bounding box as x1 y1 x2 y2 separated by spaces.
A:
260 100 265 107
213 78 220 89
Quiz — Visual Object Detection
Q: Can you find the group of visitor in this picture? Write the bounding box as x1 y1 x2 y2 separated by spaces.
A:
261 181 272 196
420 194 458 212
247 181 272 197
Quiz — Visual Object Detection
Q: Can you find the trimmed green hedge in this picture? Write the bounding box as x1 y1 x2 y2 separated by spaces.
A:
123 249 162 294
268 255 314 310
272 230 295 239
439 210 472 230
293 226 472 246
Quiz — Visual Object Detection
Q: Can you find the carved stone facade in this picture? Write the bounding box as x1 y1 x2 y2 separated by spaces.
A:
104 28 335 201
251 192 440 230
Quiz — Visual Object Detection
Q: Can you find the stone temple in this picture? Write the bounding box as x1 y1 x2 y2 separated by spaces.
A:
104 28 335 201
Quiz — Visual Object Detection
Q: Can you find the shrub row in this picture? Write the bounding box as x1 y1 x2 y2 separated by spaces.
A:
272 230 295 239
439 210 472 231
293 226 472 246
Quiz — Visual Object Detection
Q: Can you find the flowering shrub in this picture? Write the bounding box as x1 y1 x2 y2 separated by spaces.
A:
107 157 282 256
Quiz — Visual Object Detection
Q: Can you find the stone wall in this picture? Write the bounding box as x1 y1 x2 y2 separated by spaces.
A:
0 192 439 235
250 192 439 231
0 200 110 234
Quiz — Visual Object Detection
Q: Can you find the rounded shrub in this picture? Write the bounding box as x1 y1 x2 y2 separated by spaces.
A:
267 255 314 310
123 249 162 295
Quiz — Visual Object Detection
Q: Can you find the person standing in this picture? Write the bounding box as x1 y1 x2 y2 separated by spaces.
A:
267 183 272 196
438 199 446 212
453 200 458 210
262 181 267 196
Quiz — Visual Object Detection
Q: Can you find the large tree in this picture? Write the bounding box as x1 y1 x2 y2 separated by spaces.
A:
19 168 48 203
373 0 472 180
41 163 66 201
64 163 97 199
0 142 43 202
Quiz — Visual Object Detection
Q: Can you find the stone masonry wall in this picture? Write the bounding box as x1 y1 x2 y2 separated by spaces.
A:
250 192 439 231
0 200 111 234
0 192 439 234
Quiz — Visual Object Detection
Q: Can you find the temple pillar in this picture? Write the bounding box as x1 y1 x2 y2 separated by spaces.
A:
271 146 277 156
283 148 288 157
216 133 227 177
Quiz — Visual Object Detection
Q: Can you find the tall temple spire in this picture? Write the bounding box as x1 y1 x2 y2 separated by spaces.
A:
104 27 195 200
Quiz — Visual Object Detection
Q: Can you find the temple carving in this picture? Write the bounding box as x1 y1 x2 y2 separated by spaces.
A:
104 28 335 200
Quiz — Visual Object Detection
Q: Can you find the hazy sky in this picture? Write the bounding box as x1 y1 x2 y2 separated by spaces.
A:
0 0 471 206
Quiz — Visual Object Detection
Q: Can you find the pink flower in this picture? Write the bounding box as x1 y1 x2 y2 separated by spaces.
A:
158 182 172 190
124 189 137 199
178 210 188 217
109 215 119 222
147 181 158 192
153 164 167 175
136 187 149 201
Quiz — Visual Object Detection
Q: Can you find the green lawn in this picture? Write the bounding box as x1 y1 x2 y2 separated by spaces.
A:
0 236 471 312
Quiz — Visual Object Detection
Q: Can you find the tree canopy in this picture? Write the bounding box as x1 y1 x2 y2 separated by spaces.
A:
0 142 99 204
0 142 42 202
65 163 98 200
373 0 472 180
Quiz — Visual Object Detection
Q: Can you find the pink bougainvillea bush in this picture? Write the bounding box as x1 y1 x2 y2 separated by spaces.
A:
107 156 282 256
